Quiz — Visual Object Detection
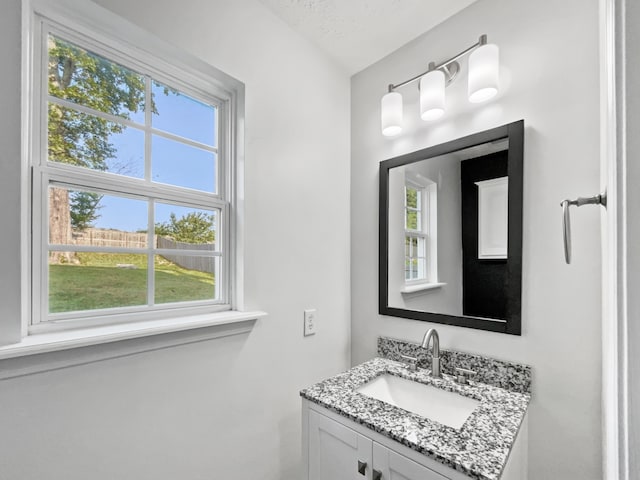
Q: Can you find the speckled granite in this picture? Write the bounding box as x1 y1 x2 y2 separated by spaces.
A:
300 358 530 480
378 336 532 394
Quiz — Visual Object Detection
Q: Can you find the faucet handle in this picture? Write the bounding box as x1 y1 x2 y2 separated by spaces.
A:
400 354 418 371
455 367 477 384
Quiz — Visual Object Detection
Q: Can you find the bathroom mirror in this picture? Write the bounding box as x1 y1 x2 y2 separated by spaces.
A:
379 120 524 335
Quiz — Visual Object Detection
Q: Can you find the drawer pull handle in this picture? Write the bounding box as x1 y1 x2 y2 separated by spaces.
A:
373 469 382 480
357 460 367 475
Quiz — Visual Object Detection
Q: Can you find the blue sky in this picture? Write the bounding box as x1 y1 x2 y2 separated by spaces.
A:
92 84 217 232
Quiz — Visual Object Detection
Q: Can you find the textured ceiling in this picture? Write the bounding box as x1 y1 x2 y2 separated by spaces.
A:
258 0 478 74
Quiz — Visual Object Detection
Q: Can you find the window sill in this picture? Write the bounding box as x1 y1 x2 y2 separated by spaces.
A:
401 282 446 294
0 310 267 363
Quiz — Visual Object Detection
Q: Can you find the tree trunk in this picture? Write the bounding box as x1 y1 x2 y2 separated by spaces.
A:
49 187 72 263
48 37 73 264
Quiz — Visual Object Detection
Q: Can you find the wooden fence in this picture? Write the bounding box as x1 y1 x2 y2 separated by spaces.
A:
157 236 215 274
72 228 214 274
72 228 152 248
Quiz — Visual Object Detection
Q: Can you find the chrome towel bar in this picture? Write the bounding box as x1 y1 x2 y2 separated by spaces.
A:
560 193 607 264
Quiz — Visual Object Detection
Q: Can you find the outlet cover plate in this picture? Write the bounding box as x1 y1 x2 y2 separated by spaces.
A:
304 309 316 336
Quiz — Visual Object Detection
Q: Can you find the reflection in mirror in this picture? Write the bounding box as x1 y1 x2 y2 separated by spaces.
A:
379 121 523 335
388 139 509 318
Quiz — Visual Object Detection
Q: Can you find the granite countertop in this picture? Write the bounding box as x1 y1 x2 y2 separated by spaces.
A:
300 357 530 480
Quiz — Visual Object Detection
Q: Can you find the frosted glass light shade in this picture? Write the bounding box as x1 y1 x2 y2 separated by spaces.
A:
381 91 403 137
419 70 445 121
468 43 499 103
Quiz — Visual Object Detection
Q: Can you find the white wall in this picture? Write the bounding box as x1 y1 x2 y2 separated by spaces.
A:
388 157 463 315
0 1 351 479
351 0 602 478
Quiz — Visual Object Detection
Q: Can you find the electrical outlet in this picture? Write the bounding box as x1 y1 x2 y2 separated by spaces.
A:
304 309 317 336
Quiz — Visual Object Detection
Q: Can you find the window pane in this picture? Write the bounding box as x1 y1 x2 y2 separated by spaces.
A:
48 104 145 178
48 35 145 124
49 186 148 247
406 186 418 209
155 203 217 248
49 252 148 313
152 81 216 146
154 255 216 304
152 135 216 192
417 258 427 279
406 210 418 230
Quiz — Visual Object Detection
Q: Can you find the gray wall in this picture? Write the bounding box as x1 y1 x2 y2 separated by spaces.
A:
0 0 23 346
622 0 640 475
351 0 603 478
0 1 351 479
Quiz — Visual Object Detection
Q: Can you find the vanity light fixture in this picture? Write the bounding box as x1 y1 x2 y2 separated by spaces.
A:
468 42 500 103
419 65 445 121
381 91 403 137
381 34 499 137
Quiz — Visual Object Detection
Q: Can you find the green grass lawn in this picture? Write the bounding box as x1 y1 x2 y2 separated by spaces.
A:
49 253 215 313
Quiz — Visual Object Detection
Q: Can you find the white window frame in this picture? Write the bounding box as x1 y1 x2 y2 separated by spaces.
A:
20 0 256 339
402 174 441 293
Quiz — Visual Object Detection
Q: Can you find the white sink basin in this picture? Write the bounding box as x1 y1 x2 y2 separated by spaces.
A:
356 374 479 429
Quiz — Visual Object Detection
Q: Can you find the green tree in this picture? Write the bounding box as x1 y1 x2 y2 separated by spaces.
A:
69 191 103 231
47 35 151 259
48 36 147 170
155 212 215 244
405 186 420 230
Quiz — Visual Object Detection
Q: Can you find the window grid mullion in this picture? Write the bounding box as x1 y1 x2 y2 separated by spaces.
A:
145 76 152 182
42 168 227 211
38 300 230 328
47 244 222 257
147 198 155 307
47 95 219 154
32 22 48 325
145 77 155 307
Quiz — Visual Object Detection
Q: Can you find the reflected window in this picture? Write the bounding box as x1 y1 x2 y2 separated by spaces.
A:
404 175 438 285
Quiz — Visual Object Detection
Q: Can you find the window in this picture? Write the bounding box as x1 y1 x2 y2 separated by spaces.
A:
27 9 241 332
404 182 426 281
404 175 438 287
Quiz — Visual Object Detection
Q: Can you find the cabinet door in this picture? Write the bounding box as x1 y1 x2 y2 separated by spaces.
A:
309 409 373 480
373 442 450 480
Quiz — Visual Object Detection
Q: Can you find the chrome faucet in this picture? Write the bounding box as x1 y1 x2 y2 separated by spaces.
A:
421 328 441 378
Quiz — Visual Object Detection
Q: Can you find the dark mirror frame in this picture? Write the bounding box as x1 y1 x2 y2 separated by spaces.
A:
379 120 524 335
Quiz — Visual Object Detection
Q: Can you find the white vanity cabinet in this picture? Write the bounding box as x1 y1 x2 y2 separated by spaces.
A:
307 407 446 480
372 442 450 480
303 400 471 480
307 408 372 480
302 399 528 480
